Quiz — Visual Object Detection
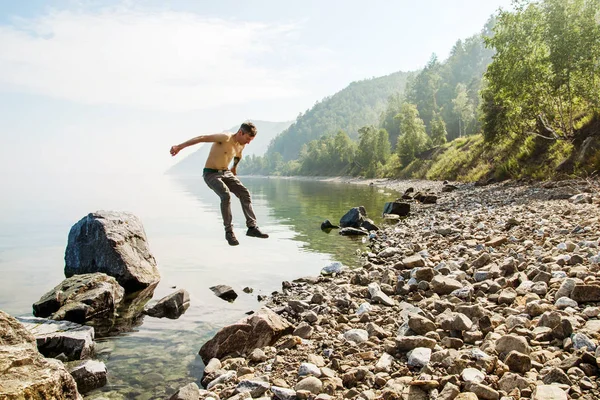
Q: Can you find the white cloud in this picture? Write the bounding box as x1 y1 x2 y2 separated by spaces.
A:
0 8 328 112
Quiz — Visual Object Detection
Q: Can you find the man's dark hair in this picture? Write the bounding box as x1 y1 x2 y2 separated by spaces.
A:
240 122 257 137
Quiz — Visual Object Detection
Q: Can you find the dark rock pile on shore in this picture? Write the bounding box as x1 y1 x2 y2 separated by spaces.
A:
179 179 600 400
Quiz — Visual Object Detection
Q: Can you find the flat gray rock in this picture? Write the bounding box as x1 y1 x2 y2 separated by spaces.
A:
17 316 95 361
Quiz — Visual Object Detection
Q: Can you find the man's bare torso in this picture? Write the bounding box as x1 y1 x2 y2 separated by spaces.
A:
205 133 245 169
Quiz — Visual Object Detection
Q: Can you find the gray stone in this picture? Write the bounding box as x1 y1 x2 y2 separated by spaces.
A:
571 333 597 351
32 273 124 324
407 347 431 367
367 283 395 306
431 276 463 295
295 376 322 394
533 385 567 400
403 255 425 269
298 362 321 378
495 334 530 357
144 289 190 319
555 297 578 309
571 284 600 302
461 368 485 383
17 317 95 361
64 211 160 292
68 360 107 394
169 382 201 400
344 329 369 344
408 315 436 335
497 372 531 393
463 382 499 400
396 336 436 352
0 311 81 400
271 386 297 400
207 370 236 390
210 285 238 302
236 380 270 397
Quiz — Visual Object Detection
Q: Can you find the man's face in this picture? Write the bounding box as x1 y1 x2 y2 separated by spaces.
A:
238 130 255 145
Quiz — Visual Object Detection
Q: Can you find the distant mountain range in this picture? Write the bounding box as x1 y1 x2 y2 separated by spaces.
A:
167 120 293 175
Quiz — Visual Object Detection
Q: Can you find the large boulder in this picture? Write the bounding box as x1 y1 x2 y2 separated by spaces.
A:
0 310 82 399
33 273 124 324
199 307 293 364
17 317 95 361
64 211 160 292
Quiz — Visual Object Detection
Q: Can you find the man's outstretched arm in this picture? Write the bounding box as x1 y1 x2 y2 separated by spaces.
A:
170 133 228 156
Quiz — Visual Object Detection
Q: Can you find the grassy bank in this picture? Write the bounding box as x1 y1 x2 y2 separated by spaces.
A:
391 116 600 183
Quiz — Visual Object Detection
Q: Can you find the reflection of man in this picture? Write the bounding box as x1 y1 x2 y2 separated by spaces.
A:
170 122 269 246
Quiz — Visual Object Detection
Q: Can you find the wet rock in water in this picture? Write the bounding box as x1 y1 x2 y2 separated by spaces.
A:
339 227 368 236
361 218 380 231
32 273 124 324
413 192 437 204
64 211 160 292
210 285 238 302
17 317 95 361
199 307 293 364
169 382 201 400
382 201 410 217
68 360 107 394
339 207 367 228
0 310 81 399
321 261 344 275
144 289 190 319
321 220 339 230
90 283 156 337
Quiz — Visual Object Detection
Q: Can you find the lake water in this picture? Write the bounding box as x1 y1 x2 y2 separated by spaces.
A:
0 173 400 399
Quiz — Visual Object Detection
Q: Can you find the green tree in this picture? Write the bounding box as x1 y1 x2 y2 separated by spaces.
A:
430 113 448 146
452 83 475 137
396 103 430 165
482 0 600 141
356 126 391 177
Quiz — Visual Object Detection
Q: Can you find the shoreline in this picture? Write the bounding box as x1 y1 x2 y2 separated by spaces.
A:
185 176 600 400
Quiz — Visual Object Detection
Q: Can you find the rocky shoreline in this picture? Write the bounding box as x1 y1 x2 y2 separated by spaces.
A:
175 178 600 400
2 177 600 400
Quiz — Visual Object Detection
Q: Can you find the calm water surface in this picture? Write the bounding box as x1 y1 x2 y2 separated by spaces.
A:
0 173 399 399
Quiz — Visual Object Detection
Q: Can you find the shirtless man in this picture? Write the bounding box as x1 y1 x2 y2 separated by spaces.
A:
169 122 269 246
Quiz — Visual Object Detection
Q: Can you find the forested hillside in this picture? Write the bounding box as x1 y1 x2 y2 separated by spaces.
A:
268 71 412 161
243 0 600 181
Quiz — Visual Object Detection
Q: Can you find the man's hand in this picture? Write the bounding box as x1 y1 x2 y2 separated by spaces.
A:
231 166 237 175
170 145 181 156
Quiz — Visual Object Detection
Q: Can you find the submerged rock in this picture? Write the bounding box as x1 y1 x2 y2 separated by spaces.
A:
68 360 107 394
64 211 160 292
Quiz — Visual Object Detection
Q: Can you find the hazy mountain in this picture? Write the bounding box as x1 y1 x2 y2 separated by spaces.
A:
167 120 292 175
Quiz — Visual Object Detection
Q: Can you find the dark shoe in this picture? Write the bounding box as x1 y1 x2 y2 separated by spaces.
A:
246 226 269 238
225 231 239 246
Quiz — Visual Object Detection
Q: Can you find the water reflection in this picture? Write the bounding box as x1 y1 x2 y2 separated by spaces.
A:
171 176 401 267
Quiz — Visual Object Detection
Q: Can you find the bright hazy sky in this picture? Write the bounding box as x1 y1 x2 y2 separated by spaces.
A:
0 0 513 176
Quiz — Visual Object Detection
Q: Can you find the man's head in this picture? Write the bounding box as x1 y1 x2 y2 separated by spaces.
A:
236 121 257 145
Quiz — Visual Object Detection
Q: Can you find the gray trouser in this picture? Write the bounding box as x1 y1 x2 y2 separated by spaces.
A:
203 171 257 233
